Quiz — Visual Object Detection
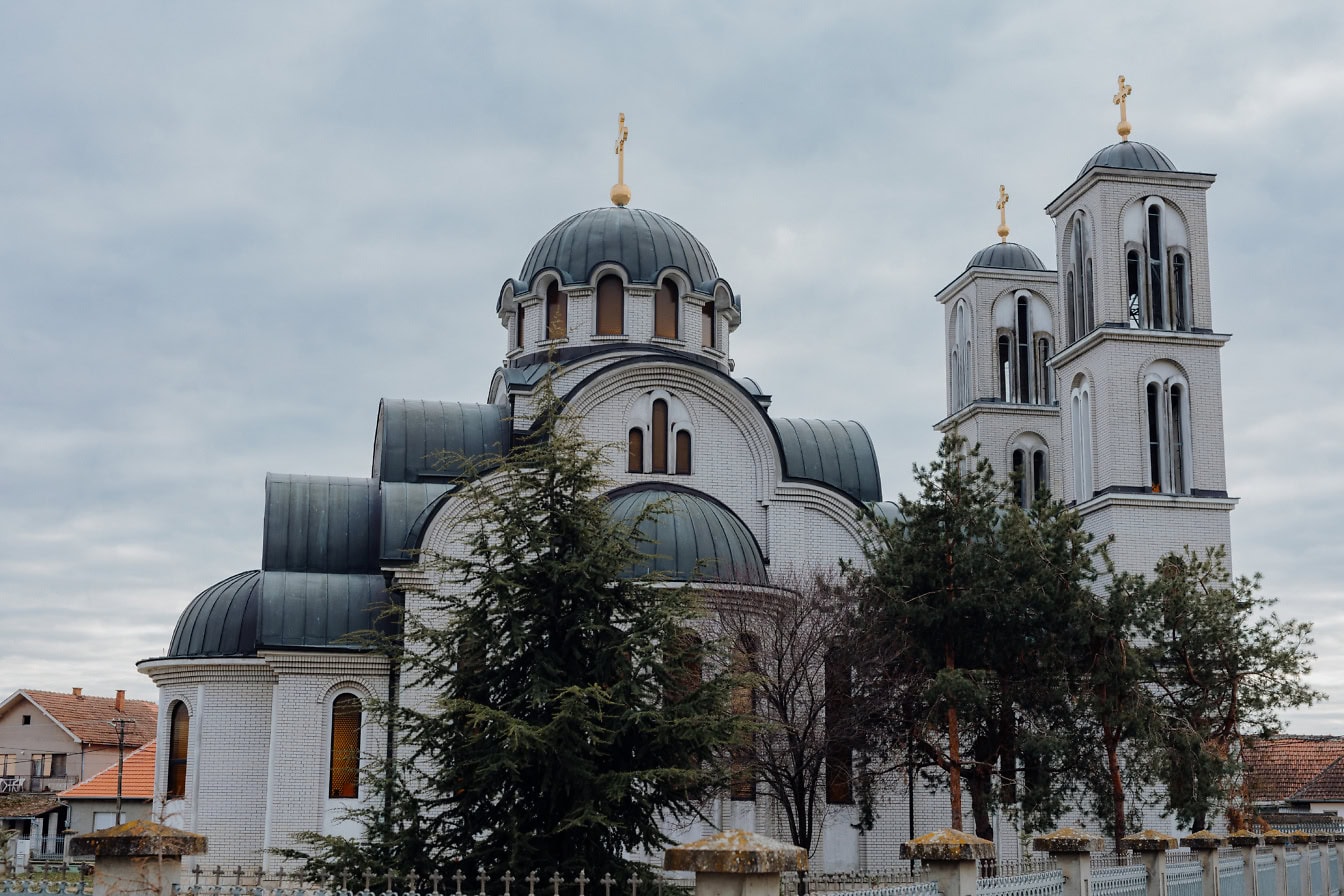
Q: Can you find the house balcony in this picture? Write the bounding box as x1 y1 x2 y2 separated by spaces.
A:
0 774 78 793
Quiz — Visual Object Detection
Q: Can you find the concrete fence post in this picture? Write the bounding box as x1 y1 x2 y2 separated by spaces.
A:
69 820 206 896
1226 831 1264 896
1182 831 1227 896
900 829 995 896
1294 833 1314 896
1264 830 1292 896
1120 830 1178 896
664 830 806 896
1034 828 1103 896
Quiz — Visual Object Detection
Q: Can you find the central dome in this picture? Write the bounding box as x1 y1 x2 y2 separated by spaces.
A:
519 207 719 291
1079 141 1176 178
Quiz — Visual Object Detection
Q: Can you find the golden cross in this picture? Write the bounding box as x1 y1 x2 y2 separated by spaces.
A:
611 113 631 206
996 184 1010 243
1113 75 1133 141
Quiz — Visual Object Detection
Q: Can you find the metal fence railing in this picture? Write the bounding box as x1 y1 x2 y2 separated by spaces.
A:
1288 851 1303 896
1165 861 1203 896
1218 856 1246 896
1093 864 1147 896
975 869 1063 896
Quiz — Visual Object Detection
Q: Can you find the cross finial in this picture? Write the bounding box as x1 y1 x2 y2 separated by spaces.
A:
1113 75 1133 141
996 184 1010 243
611 113 632 207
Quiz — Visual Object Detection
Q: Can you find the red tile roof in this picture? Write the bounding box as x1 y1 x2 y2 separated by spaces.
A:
1289 755 1344 803
0 793 62 820
16 690 157 748
1244 736 1344 803
62 741 156 800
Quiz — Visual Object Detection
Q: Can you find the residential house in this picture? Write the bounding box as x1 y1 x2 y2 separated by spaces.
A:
60 741 157 836
1243 735 1344 826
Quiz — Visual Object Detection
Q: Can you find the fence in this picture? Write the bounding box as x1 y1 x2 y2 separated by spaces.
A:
1092 864 1146 896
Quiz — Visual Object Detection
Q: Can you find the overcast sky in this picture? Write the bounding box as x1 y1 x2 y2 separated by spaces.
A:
2 2 1341 732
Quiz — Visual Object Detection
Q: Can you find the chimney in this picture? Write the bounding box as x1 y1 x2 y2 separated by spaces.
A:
115 690 125 711
72 687 82 698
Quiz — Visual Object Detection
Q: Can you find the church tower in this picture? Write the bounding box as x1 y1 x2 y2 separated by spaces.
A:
939 78 1237 578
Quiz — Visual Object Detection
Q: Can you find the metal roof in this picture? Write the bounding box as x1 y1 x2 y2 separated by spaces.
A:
379 481 453 562
374 399 510 483
1078 140 1176 178
772 417 883 503
607 486 767 586
518 207 720 291
263 474 381 575
965 242 1046 272
167 569 392 658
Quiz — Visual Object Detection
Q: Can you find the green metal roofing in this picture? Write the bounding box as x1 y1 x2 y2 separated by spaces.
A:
379 481 453 562
166 570 392 659
965 242 1046 272
262 474 381 575
1079 141 1176 177
607 486 767 586
772 417 882 503
517 207 720 292
373 399 510 483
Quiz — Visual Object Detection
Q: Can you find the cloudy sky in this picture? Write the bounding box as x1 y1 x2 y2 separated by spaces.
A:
2 2 1341 731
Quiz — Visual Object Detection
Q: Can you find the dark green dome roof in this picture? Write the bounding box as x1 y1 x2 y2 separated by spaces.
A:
519 207 719 291
607 486 767 586
966 242 1046 272
1079 141 1176 177
168 571 262 658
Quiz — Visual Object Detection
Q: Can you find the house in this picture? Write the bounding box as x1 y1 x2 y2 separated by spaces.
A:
0 688 157 857
60 741 157 836
1243 736 1344 824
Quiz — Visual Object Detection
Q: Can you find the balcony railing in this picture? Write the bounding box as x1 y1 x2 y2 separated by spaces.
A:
0 774 79 793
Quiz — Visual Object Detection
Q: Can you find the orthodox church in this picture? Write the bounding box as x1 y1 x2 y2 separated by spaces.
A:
139 81 1235 870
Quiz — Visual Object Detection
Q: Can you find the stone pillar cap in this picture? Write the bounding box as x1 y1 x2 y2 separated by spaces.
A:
1262 830 1293 845
663 830 807 874
1181 831 1227 850
69 820 207 858
1033 828 1103 854
1226 831 1264 847
1291 831 1312 843
1309 832 1334 843
1119 830 1179 852
901 829 996 861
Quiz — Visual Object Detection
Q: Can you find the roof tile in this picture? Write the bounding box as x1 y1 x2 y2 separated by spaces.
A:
1244 736 1344 803
19 690 158 747
62 741 156 800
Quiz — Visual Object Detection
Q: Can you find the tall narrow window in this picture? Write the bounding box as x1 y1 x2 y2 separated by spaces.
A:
1169 385 1186 493
675 430 692 475
167 702 189 799
701 302 716 348
998 335 1011 401
655 280 679 339
1015 297 1031 402
1036 337 1052 403
1147 205 1166 329
627 428 644 473
1127 250 1143 327
1066 272 1078 343
1012 449 1028 509
329 693 362 799
730 634 758 801
651 399 668 474
545 282 567 340
1069 215 1093 342
1172 253 1189 331
953 302 971 408
825 646 853 804
1146 384 1162 492
514 304 526 350
1084 258 1095 332
1071 380 1093 502
596 275 624 335
1032 450 1047 501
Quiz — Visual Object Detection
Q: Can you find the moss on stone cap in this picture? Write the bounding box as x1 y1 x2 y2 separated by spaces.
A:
1262 830 1292 845
663 830 806 874
1181 831 1226 850
1119 830 1178 852
901 829 995 862
70 820 206 858
1291 831 1312 844
1226 830 1264 847
1032 828 1102 854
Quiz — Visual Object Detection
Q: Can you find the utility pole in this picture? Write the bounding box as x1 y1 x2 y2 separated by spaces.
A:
107 719 136 824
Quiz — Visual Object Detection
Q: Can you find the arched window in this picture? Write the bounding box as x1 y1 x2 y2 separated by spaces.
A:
701 302 716 349
1127 249 1143 327
994 293 1051 404
329 693 362 799
655 280 679 339
1067 213 1093 343
997 334 1011 401
1070 378 1093 503
167 701 189 799
514 304 526 350
675 430 692 475
825 646 853 805
1125 198 1192 331
951 301 972 409
627 428 643 473
1143 366 1192 495
651 399 668 474
1010 436 1049 509
1036 337 1053 404
596 275 624 335
545 281 567 340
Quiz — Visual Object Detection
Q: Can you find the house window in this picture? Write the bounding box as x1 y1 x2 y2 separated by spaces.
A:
21 715 30 725
627 428 643 473
596 275 624 335
545 281 567 340
514 303 526 350
825 646 853 805
729 633 758 801
0 754 14 775
655 280 679 339
675 430 692 475
329 693 362 799
1144 368 1192 495
701 302 716 349
167 701 189 799
1071 378 1093 503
